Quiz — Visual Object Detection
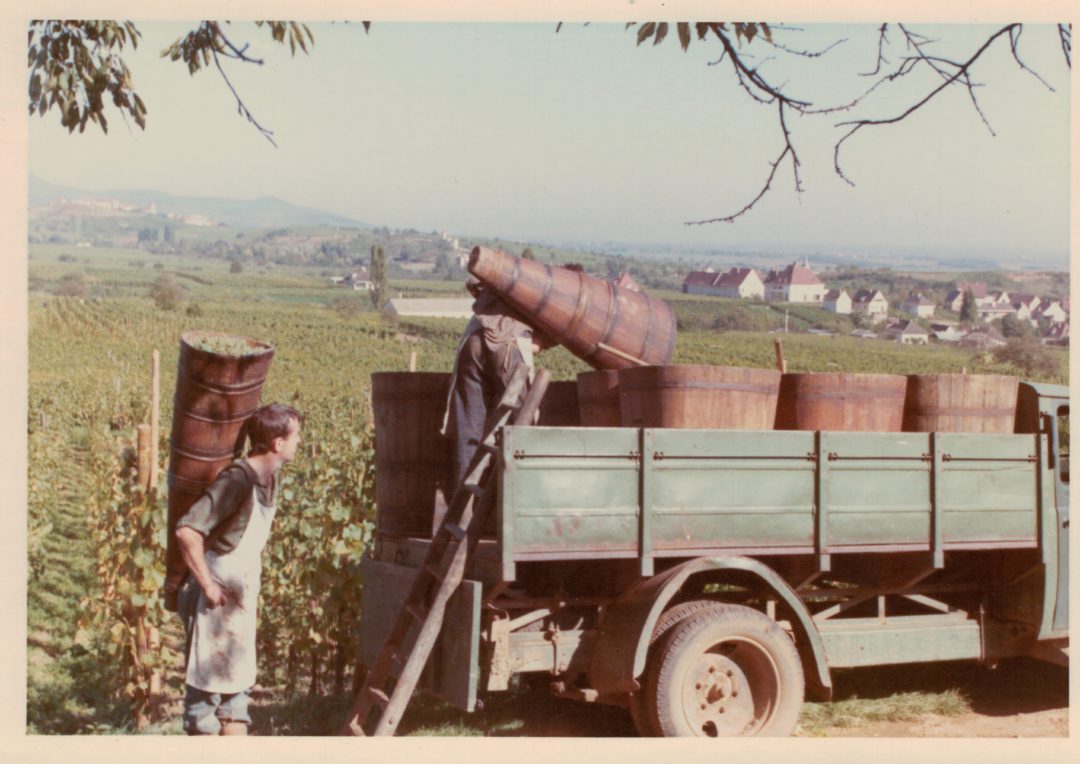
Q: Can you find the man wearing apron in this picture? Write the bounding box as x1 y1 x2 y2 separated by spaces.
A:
175 403 302 735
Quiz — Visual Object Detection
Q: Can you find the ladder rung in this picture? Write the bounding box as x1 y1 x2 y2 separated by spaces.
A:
406 603 428 622
367 687 390 707
478 441 499 455
442 522 466 540
462 482 484 496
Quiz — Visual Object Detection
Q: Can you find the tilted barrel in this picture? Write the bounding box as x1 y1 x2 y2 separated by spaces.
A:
619 365 781 429
467 246 675 370
165 331 274 607
776 373 907 431
903 373 1019 433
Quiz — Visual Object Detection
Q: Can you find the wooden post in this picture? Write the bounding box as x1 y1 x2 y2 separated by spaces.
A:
408 350 417 372
774 337 788 374
150 350 160 493
136 425 152 495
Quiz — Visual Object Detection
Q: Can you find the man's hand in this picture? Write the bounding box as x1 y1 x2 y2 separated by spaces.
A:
202 580 229 609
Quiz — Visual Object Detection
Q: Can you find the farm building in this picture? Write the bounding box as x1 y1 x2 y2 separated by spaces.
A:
331 268 374 290
901 292 936 319
681 267 763 299
851 289 889 323
384 298 474 318
822 289 852 314
763 262 826 303
885 319 929 345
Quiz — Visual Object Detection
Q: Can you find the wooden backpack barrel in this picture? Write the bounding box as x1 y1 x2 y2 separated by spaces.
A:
577 369 621 426
165 331 274 606
776 373 908 431
903 373 1019 433
372 372 453 538
467 246 676 369
618 365 781 429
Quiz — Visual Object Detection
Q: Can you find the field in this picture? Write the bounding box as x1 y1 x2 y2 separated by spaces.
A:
26 245 1068 735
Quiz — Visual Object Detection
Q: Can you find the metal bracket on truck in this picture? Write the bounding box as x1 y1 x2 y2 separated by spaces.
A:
588 555 833 701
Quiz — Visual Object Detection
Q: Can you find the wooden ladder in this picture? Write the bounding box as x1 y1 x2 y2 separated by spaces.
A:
341 365 551 736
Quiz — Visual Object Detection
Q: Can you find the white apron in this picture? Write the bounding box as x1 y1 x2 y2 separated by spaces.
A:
186 486 276 694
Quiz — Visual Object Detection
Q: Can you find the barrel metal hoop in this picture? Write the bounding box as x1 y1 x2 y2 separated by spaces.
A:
170 439 243 461
533 264 555 315
176 368 269 395
794 390 907 401
623 380 778 394
639 286 654 363
591 280 620 363
565 270 592 342
908 407 1016 417
173 406 258 425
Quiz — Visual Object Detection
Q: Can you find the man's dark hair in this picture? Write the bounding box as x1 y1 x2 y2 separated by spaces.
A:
247 403 302 455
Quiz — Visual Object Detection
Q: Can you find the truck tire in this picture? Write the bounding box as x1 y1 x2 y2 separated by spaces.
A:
631 598 722 736
647 604 804 737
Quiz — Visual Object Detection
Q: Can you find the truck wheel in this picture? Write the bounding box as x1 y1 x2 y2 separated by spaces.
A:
647 604 804 737
631 598 721 736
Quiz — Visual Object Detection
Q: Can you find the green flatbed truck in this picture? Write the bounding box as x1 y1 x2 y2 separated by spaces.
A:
358 380 1069 736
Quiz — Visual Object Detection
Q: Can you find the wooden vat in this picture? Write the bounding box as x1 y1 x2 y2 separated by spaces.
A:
468 246 676 369
166 330 274 605
618 365 781 429
577 369 621 426
372 372 452 538
537 380 580 426
903 373 1019 433
776 373 907 431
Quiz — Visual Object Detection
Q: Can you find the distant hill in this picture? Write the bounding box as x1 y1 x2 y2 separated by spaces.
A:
28 174 369 230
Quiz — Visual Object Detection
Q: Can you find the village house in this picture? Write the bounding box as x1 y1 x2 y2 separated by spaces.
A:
1010 293 1042 322
977 292 1016 323
944 281 988 312
885 318 929 345
763 261 826 303
682 268 722 295
960 325 1007 350
822 289 852 314
901 292 936 319
851 289 889 324
1042 322 1069 346
1033 299 1068 325
682 267 764 299
331 267 374 290
930 323 966 343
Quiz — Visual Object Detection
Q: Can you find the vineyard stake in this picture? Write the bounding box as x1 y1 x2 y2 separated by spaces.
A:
150 350 160 493
774 337 787 374
408 350 417 372
136 424 152 495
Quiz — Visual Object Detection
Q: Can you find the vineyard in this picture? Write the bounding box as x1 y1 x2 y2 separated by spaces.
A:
26 250 1068 734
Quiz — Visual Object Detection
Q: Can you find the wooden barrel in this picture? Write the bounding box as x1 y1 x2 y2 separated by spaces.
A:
577 369 621 426
165 331 274 607
903 374 1019 433
618 365 781 429
776 373 907 431
537 380 580 426
468 246 676 369
372 372 452 538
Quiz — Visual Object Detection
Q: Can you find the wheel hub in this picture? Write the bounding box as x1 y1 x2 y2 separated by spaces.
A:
684 652 755 735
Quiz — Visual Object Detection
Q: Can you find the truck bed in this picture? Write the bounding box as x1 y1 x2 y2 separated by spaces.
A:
495 425 1048 580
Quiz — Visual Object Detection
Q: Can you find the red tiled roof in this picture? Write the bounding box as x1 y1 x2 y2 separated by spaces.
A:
682 271 720 287
766 263 822 286
715 267 757 287
956 281 988 298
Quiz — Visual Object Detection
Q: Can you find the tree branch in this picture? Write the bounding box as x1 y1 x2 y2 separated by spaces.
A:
834 24 1019 186
210 45 277 147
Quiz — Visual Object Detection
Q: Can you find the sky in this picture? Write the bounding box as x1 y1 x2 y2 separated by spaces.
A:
24 18 1071 264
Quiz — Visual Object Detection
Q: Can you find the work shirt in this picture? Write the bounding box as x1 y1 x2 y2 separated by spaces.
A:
177 460 275 555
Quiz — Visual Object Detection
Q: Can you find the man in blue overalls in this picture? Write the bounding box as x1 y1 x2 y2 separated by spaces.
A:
175 403 302 735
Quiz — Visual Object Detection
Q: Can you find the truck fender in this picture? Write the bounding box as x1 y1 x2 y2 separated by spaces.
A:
588 556 832 701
